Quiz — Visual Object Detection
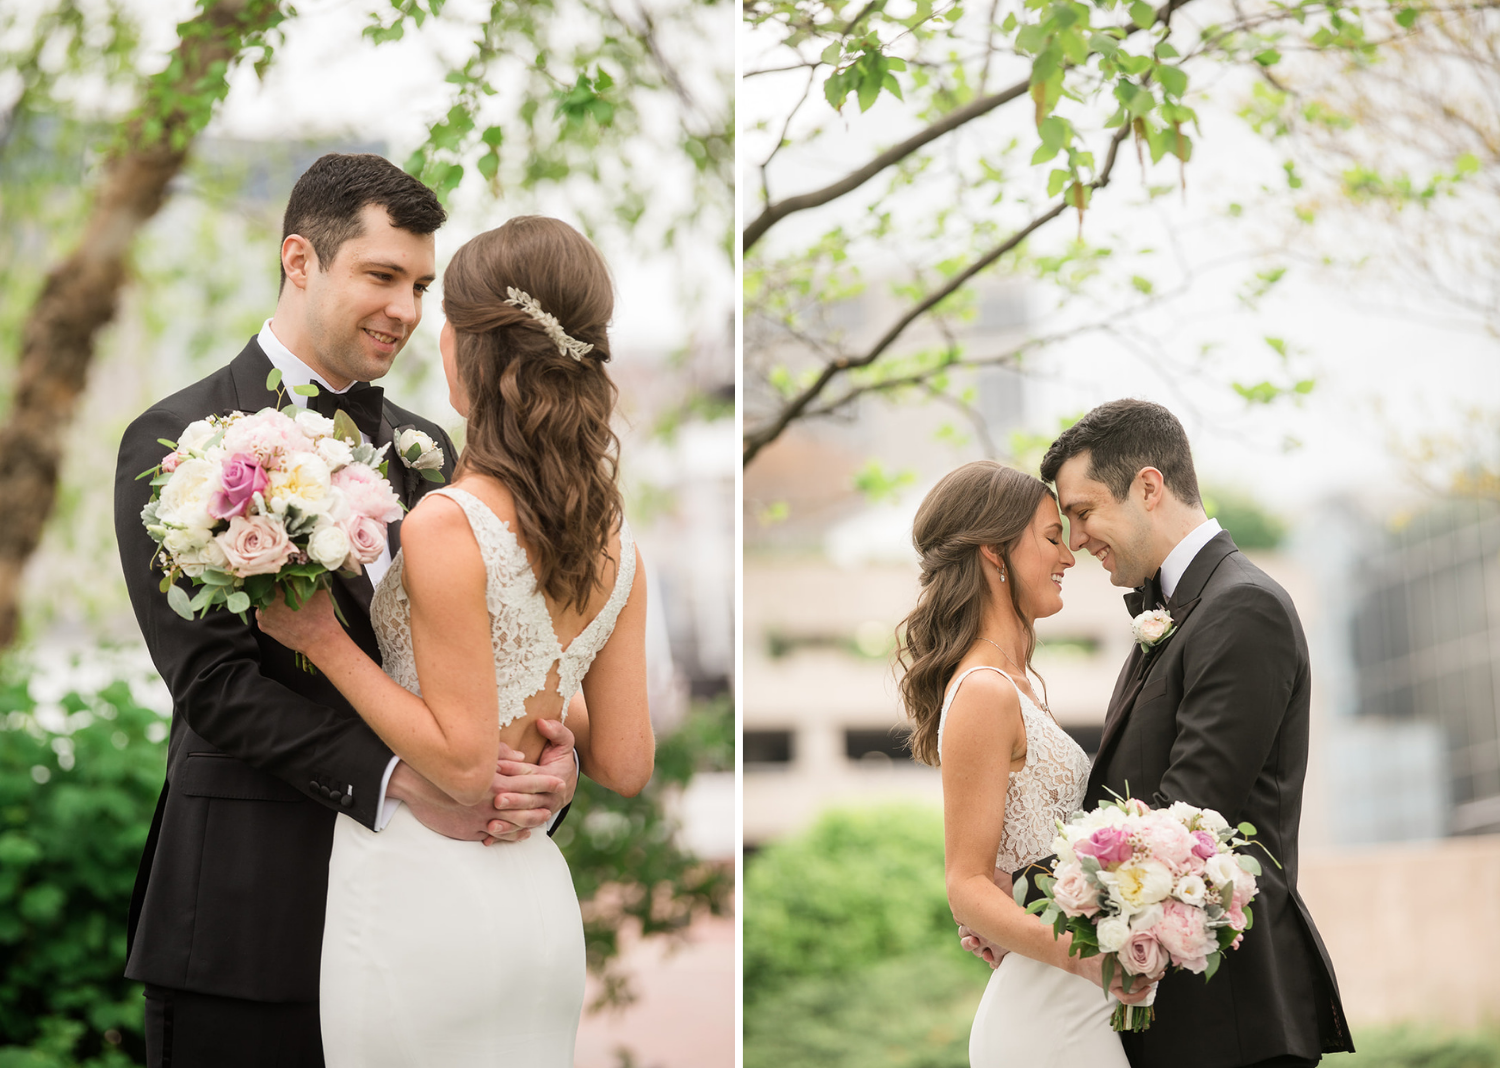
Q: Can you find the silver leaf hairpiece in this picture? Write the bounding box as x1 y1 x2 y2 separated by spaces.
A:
503 286 594 362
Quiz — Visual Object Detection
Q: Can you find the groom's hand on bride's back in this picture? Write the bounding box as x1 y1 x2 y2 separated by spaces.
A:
483 717 579 844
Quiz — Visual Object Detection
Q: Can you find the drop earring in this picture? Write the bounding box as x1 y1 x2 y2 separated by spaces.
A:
997 564 1006 583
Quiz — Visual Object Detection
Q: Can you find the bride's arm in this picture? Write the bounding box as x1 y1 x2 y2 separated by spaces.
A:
258 500 502 806
941 672 1084 974
573 546 653 796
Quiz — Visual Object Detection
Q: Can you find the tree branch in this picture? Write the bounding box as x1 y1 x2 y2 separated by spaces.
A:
743 122 1132 465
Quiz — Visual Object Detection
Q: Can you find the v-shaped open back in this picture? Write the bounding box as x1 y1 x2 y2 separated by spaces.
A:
368 486 636 728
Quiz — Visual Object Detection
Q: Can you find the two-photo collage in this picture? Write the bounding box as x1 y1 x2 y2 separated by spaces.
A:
1 0 1498 1065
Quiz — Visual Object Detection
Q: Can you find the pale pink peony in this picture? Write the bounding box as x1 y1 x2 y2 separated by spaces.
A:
1074 826 1134 867
1226 903 1248 932
1120 929 1169 976
1230 864 1258 911
222 410 312 468
161 452 182 473
216 514 294 576
1154 900 1215 973
1052 865 1101 917
340 513 387 569
1138 815 1196 870
332 463 402 523
209 453 269 520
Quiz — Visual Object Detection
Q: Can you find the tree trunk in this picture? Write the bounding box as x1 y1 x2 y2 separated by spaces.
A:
0 0 280 648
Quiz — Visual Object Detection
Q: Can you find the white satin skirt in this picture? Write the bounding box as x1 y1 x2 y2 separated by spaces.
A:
968 952 1129 1068
319 804 586 1067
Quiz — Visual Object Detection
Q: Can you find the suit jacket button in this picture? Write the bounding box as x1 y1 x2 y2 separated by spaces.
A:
309 780 320 792
339 794 353 808
321 786 334 799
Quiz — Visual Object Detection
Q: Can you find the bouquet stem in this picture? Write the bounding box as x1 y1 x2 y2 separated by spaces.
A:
295 652 319 676
1111 1002 1154 1032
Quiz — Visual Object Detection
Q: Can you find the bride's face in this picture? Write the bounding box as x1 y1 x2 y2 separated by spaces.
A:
1008 496 1076 620
440 319 470 417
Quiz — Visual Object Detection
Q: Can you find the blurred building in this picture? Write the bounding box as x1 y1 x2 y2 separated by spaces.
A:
1345 499 1500 836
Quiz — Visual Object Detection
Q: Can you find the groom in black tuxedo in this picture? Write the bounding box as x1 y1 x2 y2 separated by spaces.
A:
1034 399 1352 1068
114 154 577 1067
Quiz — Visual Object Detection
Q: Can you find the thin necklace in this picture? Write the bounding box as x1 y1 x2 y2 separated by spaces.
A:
976 636 1050 713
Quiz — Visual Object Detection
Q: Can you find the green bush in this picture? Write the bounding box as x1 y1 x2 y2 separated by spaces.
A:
0 669 165 1067
745 951 986 1068
744 804 964 1006
1328 1025 1500 1068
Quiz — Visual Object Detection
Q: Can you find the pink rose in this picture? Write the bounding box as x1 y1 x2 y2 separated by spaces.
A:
332 463 402 523
216 514 294 576
1120 929 1169 976
161 452 181 473
209 453 269 520
1154 900 1215 973
1226 903 1247 931
222 410 312 467
1075 826 1133 868
1191 830 1218 860
340 514 387 570
1052 865 1101 917
1230 865 1257 911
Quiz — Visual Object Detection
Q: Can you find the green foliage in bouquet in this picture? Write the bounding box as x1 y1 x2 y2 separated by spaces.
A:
0 667 164 1067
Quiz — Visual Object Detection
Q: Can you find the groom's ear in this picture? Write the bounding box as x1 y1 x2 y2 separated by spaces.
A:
1135 467 1168 511
281 234 317 290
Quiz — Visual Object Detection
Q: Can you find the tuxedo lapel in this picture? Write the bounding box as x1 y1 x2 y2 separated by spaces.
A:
1091 531 1241 787
229 338 284 413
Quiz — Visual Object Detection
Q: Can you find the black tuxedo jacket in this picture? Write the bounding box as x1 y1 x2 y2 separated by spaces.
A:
114 338 457 1003
1089 530 1353 1067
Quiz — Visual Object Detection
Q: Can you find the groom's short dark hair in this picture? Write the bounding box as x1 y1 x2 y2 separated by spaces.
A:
1039 399 1202 506
279 153 446 289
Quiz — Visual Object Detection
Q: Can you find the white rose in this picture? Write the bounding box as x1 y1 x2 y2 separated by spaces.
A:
396 427 443 470
1204 853 1239 888
173 537 230 578
1052 834 1078 866
294 408 336 438
176 420 215 455
315 436 354 471
1174 874 1209 907
306 522 352 571
267 451 334 514
162 526 212 556
156 458 220 531
1096 915 1131 954
1130 608 1174 645
1167 801 1202 827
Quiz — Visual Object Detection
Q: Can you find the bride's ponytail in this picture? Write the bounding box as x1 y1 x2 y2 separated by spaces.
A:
896 462 1049 766
442 217 623 613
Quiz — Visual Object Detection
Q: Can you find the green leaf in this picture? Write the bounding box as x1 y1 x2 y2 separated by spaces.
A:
1047 168 1070 197
1204 950 1222 980
1100 953 1116 999
404 443 423 462
1131 274 1153 295
266 368 283 391
1129 0 1155 28
200 569 234 587
1243 904 1254 930
167 584 193 620
1395 6 1418 26
226 591 251 614
1012 874 1029 906
1155 64 1187 99
332 411 362 445
293 383 320 397
420 467 445 482
1237 821 1257 836
1254 49 1282 66
1154 41 1179 58
1237 853 1262 876
821 42 841 64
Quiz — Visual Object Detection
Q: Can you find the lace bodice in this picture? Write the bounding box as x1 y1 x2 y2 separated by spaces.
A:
369 486 636 728
936 666 1091 871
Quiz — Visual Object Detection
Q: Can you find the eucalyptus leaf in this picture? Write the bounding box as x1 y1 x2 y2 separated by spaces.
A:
332 411 362 444
1237 854 1262 876
293 383 320 397
167 584 193 620
1012 873 1029 907
266 368 283 391
226 591 251 614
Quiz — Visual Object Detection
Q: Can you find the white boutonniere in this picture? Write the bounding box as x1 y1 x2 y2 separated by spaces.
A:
394 427 445 483
1130 608 1177 653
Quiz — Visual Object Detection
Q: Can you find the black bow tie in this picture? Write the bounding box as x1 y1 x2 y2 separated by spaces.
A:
307 382 384 439
1124 571 1164 617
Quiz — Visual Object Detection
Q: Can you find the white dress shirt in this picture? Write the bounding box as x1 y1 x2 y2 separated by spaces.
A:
1158 517 1223 602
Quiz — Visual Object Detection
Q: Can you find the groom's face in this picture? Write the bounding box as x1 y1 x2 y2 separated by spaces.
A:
300 203 437 386
1054 452 1155 588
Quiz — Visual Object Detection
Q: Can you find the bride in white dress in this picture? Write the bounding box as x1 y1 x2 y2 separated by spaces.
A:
259 216 652 1066
897 461 1153 1067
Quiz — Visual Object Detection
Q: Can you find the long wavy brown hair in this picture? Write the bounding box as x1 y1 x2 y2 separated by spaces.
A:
896 461 1052 766
442 216 622 613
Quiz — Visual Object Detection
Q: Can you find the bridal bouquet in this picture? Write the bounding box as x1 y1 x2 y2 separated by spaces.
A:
1020 796 1267 1032
137 386 402 648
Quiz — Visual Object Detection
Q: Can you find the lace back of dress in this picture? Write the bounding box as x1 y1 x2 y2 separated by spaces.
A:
369 486 635 729
936 665 1092 872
